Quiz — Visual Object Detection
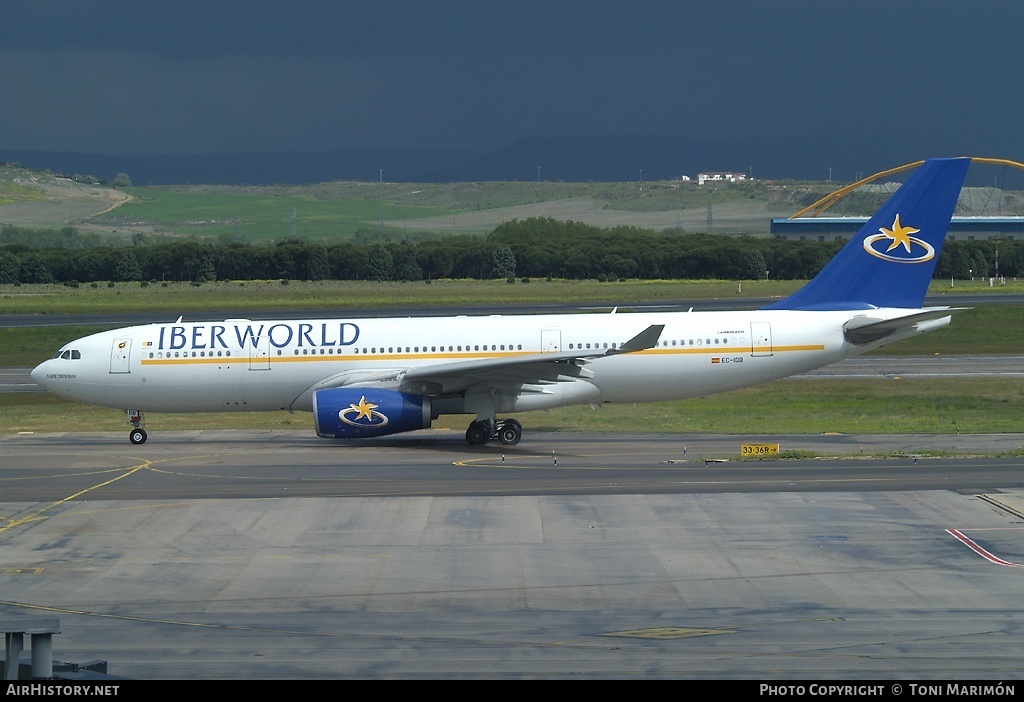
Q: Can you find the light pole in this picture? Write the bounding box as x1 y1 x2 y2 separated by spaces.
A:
994 236 1000 281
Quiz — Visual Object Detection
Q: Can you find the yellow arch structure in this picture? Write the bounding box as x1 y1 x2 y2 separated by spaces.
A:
790 157 1024 219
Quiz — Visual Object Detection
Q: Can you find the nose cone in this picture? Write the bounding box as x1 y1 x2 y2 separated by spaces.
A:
30 359 53 389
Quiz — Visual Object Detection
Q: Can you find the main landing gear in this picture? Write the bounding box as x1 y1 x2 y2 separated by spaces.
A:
465 418 522 446
126 410 148 445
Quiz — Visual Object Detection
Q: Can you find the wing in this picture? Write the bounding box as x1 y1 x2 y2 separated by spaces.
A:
295 324 664 403
397 323 665 394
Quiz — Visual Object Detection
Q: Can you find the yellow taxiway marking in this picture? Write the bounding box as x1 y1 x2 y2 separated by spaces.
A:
0 452 240 534
0 458 154 534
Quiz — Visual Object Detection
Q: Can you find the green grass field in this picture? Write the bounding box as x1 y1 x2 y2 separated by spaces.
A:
103 188 452 241
3 377 1020 449
3 276 1019 314
0 277 804 315
93 178 847 242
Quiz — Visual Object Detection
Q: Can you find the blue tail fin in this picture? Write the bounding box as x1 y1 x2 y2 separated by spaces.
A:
764 157 971 311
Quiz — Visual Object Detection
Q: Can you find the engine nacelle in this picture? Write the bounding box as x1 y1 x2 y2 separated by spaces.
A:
313 388 432 439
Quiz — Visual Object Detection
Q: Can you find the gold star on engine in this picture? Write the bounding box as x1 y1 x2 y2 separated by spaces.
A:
350 396 378 420
879 213 920 253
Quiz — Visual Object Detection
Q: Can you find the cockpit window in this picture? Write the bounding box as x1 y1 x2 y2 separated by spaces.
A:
57 349 81 360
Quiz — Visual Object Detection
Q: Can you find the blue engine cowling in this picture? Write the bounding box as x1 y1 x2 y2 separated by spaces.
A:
312 388 431 439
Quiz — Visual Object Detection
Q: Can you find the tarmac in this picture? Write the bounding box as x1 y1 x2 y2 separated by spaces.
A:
2 430 1023 680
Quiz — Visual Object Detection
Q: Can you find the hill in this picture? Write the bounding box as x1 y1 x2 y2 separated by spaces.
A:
1 164 846 242
0 164 131 231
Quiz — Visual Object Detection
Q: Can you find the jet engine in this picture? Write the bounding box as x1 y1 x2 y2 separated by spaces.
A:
312 388 431 439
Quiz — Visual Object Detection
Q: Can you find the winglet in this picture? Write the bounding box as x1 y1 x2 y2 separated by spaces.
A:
611 324 664 354
764 157 972 311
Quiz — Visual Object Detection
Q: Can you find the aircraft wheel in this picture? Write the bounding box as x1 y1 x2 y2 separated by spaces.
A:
498 420 522 446
466 421 490 446
129 428 148 445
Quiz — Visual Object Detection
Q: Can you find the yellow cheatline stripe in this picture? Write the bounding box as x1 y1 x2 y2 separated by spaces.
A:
140 351 530 366
139 345 825 367
646 344 824 355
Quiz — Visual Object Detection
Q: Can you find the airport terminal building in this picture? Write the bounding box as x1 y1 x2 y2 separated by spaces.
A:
770 216 1024 241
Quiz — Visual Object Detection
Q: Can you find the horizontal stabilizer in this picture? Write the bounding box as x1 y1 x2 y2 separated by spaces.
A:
843 308 968 344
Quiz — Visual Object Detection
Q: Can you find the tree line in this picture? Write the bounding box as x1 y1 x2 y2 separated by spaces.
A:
0 218 1018 285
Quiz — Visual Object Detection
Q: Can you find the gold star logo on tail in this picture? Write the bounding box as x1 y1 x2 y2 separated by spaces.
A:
862 213 934 264
880 214 920 253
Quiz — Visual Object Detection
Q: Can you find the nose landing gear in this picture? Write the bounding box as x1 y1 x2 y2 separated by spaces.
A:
126 410 147 445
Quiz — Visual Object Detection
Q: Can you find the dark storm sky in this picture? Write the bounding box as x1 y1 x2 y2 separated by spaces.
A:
1 0 1020 164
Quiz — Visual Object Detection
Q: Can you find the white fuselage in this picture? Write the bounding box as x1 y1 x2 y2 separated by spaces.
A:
30 307 945 416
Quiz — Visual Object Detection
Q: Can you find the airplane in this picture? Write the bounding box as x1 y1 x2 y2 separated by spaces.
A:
31 157 972 447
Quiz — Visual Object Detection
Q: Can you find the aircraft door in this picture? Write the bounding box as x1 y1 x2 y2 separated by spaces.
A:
249 333 271 370
541 329 561 353
750 322 773 357
110 339 132 373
